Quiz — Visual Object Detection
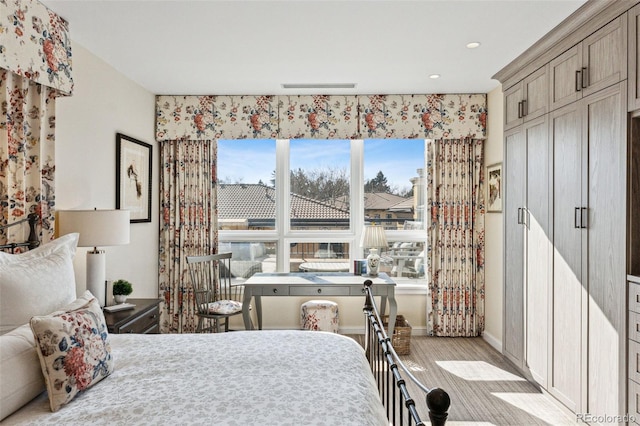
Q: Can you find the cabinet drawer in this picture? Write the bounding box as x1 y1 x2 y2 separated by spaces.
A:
629 379 640 424
262 285 289 295
630 340 640 384
118 305 159 334
290 286 350 296
631 311 640 342
630 281 640 313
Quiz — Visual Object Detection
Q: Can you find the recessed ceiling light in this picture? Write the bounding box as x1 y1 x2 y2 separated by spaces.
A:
429 74 441 79
281 83 357 89
466 42 481 49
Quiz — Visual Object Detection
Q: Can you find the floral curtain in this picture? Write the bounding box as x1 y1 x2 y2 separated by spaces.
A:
278 95 358 139
0 70 57 248
426 138 485 337
159 139 217 333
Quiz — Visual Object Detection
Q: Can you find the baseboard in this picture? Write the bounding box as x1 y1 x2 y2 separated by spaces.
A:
482 331 502 352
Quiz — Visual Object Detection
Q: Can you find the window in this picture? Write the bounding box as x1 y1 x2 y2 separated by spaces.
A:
217 139 427 284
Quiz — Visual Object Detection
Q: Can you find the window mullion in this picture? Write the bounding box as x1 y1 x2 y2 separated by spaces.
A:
276 139 290 271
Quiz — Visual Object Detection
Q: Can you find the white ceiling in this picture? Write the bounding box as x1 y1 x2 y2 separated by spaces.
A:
41 0 588 96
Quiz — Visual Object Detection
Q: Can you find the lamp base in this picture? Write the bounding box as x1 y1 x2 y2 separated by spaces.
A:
366 248 380 277
86 249 106 307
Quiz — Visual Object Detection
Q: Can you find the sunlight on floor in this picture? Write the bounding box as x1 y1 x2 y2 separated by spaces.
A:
403 359 426 372
492 393 580 425
435 361 527 381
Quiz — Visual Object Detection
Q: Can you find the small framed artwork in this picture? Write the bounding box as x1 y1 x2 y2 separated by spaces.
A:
116 133 152 223
487 162 502 213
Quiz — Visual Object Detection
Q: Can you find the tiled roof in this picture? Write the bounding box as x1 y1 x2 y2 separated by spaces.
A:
363 192 409 210
218 183 349 219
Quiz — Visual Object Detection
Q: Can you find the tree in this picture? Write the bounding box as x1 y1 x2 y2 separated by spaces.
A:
290 166 349 207
364 171 391 193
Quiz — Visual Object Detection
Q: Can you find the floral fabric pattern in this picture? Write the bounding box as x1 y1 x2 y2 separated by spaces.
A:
426 138 485 337
156 94 487 141
0 0 74 95
29 295 113 412
359 94 487 139
301 300 339 333
156 95 278 141
278 95 358 139
159 139 217 333
0 70 56 249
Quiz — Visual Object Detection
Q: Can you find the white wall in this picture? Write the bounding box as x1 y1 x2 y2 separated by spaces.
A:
55 42 158 299
483 86 504 350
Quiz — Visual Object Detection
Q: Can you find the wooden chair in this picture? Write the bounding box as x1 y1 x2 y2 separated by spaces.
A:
186 252 246 333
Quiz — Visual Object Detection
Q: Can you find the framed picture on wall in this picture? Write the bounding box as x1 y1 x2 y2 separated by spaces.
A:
487 162 502 213
116 133 152 223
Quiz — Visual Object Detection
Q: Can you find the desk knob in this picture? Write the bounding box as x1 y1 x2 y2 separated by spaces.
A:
272 288 278 294
317 288 322 294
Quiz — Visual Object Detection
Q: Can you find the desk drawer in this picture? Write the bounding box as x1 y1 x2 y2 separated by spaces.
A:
262 285 289 296
290 286 350 296
118 305 159 334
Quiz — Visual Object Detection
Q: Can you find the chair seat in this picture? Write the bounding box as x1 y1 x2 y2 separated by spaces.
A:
204 300 242 315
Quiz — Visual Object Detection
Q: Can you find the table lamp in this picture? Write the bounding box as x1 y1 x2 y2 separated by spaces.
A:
57 209 130 307
361 225 388 277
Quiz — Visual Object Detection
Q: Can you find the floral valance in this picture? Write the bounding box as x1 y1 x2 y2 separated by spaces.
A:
156 94 486 141
1 0 74 95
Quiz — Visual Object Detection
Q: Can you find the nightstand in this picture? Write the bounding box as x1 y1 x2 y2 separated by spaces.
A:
104 298 161 334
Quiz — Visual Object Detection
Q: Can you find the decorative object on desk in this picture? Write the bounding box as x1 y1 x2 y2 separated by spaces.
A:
361 225 388 277
116 133 152 223
487 162 502 212
57 209 130 307
112 279 133 304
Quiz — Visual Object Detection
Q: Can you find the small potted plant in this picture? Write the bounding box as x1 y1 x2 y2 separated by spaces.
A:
112 279 133 304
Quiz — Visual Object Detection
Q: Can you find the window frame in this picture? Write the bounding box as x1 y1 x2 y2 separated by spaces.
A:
218 138 428 284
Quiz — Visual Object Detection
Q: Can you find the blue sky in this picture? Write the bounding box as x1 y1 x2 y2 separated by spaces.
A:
217 139 425 193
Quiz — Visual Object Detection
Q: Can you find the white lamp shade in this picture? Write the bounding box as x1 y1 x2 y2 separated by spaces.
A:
361 225 388 249
58 210 130 247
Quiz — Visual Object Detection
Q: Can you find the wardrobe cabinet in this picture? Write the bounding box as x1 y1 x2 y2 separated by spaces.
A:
503 115 550 387
629 4 640 111
549 16 627 111
504 65 549 130
496 2 632 420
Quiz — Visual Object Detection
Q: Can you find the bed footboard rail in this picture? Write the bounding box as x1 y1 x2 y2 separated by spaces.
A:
363 280 450 426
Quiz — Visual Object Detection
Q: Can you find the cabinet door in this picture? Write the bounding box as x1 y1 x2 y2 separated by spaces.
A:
550 101 583 413
524 115 550 387
582 16 627 98
523 65 549 122
585 82 626 418
504 127 526 368
629 4 640 111
504 82 524 130
550 45 583 111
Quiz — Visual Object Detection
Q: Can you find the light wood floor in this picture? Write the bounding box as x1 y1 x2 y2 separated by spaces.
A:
352 335 581 426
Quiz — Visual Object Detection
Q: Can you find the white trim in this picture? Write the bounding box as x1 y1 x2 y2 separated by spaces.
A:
482 330 502 353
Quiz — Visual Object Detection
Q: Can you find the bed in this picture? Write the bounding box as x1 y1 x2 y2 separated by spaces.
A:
0 231 449 425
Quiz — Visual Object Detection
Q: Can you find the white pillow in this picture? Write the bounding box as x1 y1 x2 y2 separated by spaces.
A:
0 324 45 421
0 233 79 335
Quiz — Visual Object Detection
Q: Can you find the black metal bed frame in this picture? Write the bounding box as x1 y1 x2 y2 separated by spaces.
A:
0 213 40 252
363 279 450 426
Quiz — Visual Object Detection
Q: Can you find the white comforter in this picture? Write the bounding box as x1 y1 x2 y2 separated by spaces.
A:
2 330 387 426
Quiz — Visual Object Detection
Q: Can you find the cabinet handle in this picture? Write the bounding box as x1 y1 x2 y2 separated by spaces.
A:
574 207 580 228
581 207 588 229
517 101 523 118
517 208 522 224
272 288 278 294
317 288 322 294
522 99 527 117
581 67 588 88
575 70 582 92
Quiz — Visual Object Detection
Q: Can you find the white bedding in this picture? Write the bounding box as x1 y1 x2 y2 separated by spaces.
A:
1 330 387 426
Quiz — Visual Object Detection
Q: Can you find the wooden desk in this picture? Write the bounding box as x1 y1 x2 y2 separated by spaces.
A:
242 272 397 335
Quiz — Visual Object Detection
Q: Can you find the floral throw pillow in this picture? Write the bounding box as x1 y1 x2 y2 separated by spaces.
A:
29 295 113 412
